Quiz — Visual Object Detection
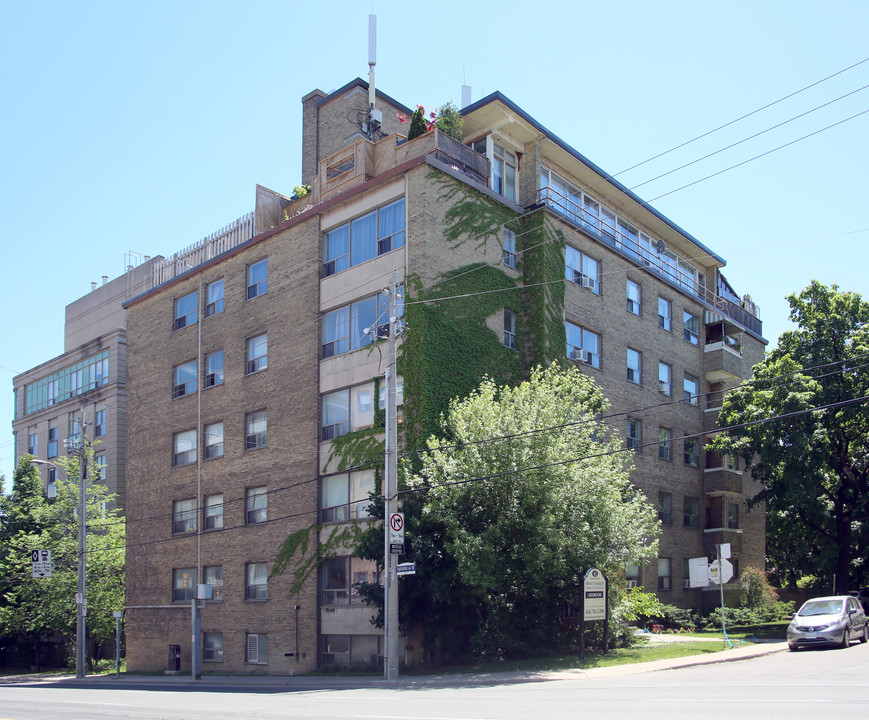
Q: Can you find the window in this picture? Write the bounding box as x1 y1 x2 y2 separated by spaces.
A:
173 568 196 602
627 279 641 315
173 360 197 398
246 259 268 300
246 562 267 600
246 334 268 374
625 565 640 589
504 309 517 350
204 422 223 460
627 348 642 384
627 418 642 453
322 556 380 605
174 292 197 331
659 492 672 525
321 292 397 358
27 427 37 455
683 559 691 589
565 246 600 294
323 198 405 276
658 297 671 331
94 453 106 481
205 279 224 317
727 502 740 529
321 383 375 441
503 227 517 268
684 437 699 466
203 566 223 600
204 494 223 530
173 499 197 534
24 351 110 414
493 144 517 201
658 427 672 461
67 411 82 448
173 430 197 466
245 486 267 525
321 635 382 668
47 421 57 458
245 633 268 664
683 311 699 345
94 404 106 437
658 362 672 395
204 350 224 388
203 632 223 661
566 321 601 368
322 470 375 522
245 410 267 450
684 496 699 528
684 373 700 405
658 557 672 590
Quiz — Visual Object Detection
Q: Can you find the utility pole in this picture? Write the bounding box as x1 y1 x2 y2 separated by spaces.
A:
383 271 400 681
66 411 89 680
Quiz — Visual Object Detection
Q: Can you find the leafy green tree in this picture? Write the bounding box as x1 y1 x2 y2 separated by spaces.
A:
435 101 463 140
711 282 869 592
0 447 125 669
392 364 659 661
406 106 428 140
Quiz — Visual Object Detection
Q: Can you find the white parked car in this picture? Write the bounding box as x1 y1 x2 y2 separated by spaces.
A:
787 595 868 651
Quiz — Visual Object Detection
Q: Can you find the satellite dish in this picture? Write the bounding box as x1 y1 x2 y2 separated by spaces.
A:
654 239 666 255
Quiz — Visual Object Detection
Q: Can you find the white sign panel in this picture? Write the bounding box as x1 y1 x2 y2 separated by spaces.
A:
583 568 606 621
396 562 416 576
388 513 404 544
31 549 52 578
708 558 734 585
688 557 710 588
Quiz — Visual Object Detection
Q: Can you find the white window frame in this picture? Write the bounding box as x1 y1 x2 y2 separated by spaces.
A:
204 493 224 530
503 227 517 268
246 334 268 375
204 350 224 388
321 383 376 441
245 486 267 525
247 259 268 300
205 278 225 317
627 279 641 315
627 418 642 453
684 438 699 467
658 557 672 590
245 633 268 664
565 246 600 294
504 309 517 350
323 198 406 277
566 321 601 368
173 430 197 467
173 499 197 534
322 556 380 606
658 427 672 461
658 297 671 331
658 362 672 395
203 566 223 600
173 360 197 399
245 410 267 449
204 422 224 460
627 348 642 385
173 567 196 602
684 373 700 405
203 631 223 661
174 292 198 331
321 469 376 523
683 310 699 345
245 562 268 600
659 492 672 525
493 143 517 201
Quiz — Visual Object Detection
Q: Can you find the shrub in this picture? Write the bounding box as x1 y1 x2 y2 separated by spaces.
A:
435 101 463 140
407 107 428 140
739 566 779 609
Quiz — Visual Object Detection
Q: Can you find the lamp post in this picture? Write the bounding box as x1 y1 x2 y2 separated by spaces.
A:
31 442 88 680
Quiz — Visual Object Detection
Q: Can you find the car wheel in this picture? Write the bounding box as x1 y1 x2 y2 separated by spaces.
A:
860 623 868 644
788 642 799 652
840 627 850 648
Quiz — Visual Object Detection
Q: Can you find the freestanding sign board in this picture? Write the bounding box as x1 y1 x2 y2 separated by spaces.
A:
31 549 52 578
580 568 608 659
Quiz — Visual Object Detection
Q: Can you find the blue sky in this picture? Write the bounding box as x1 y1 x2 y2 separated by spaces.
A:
2 0 868 476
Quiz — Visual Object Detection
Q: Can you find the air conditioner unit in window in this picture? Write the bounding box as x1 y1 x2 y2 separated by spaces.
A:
581 275 596 290
659 381 670 393
571 349 593 364
626 580 637 589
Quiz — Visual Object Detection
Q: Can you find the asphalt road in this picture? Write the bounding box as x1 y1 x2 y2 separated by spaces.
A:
1 642 867 719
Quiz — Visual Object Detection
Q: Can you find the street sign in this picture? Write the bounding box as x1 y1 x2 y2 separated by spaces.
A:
708 558 734 584
390 543 405 555
583 568 607 621
397 562 416 576
688 557 710 588
389 513 404 544
31 549 52 578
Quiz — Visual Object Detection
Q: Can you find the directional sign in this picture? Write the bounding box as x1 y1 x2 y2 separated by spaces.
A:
389 513 404 543
583 568 607 621
31 549 52 578
396 562 416 576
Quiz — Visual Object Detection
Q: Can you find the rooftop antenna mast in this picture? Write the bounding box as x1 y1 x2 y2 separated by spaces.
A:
365 14 382 139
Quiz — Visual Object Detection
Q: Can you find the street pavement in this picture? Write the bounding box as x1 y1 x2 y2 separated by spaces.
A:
0 638 788 691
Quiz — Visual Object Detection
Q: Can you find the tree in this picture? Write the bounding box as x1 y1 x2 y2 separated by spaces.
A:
406 106 428 140
390 364 659 661
435 101 463 140
711 282 869 592
0 447 125 669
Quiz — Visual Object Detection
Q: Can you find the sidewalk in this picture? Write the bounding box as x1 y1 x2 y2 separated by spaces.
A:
0 639 788 690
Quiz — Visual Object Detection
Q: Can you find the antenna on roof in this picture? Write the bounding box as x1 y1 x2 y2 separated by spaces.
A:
365 14 382 140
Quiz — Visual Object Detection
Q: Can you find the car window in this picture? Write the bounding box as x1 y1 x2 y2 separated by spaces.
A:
801 600 844 616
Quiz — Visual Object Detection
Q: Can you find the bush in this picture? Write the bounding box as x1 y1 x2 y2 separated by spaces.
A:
407 107 428 140
435 101 463 140
739 566 779 609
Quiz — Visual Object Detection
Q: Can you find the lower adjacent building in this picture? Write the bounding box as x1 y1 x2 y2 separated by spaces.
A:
122 78 766 674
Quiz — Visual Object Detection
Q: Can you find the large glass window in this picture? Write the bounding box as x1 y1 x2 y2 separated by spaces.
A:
174 292 197 331
321 470 376 523
173 568 196 602
246 334 268 374
321 635 382 668
173 499 197 534
246 562 267 600
321 383 376 441
245 410 267 450
247 259 268 299
206 279 224 317
566 321 600 368
173 360 197 399
323 199 405 276
204 350 224 388
321 292 396 358
627 348 642 384
245 486 267 525
173 430 197 467
565 246 600 294
24 350 110 414
493 144 517 201
322 556 379 605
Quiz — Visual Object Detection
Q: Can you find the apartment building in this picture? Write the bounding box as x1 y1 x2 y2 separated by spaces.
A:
122 78 766 674
11 257 160 508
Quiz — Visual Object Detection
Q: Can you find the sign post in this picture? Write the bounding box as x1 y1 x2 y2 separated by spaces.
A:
580 568 608 659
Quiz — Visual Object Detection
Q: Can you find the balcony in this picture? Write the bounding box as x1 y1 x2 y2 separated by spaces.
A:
704 342 742 383
703 531 743 557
